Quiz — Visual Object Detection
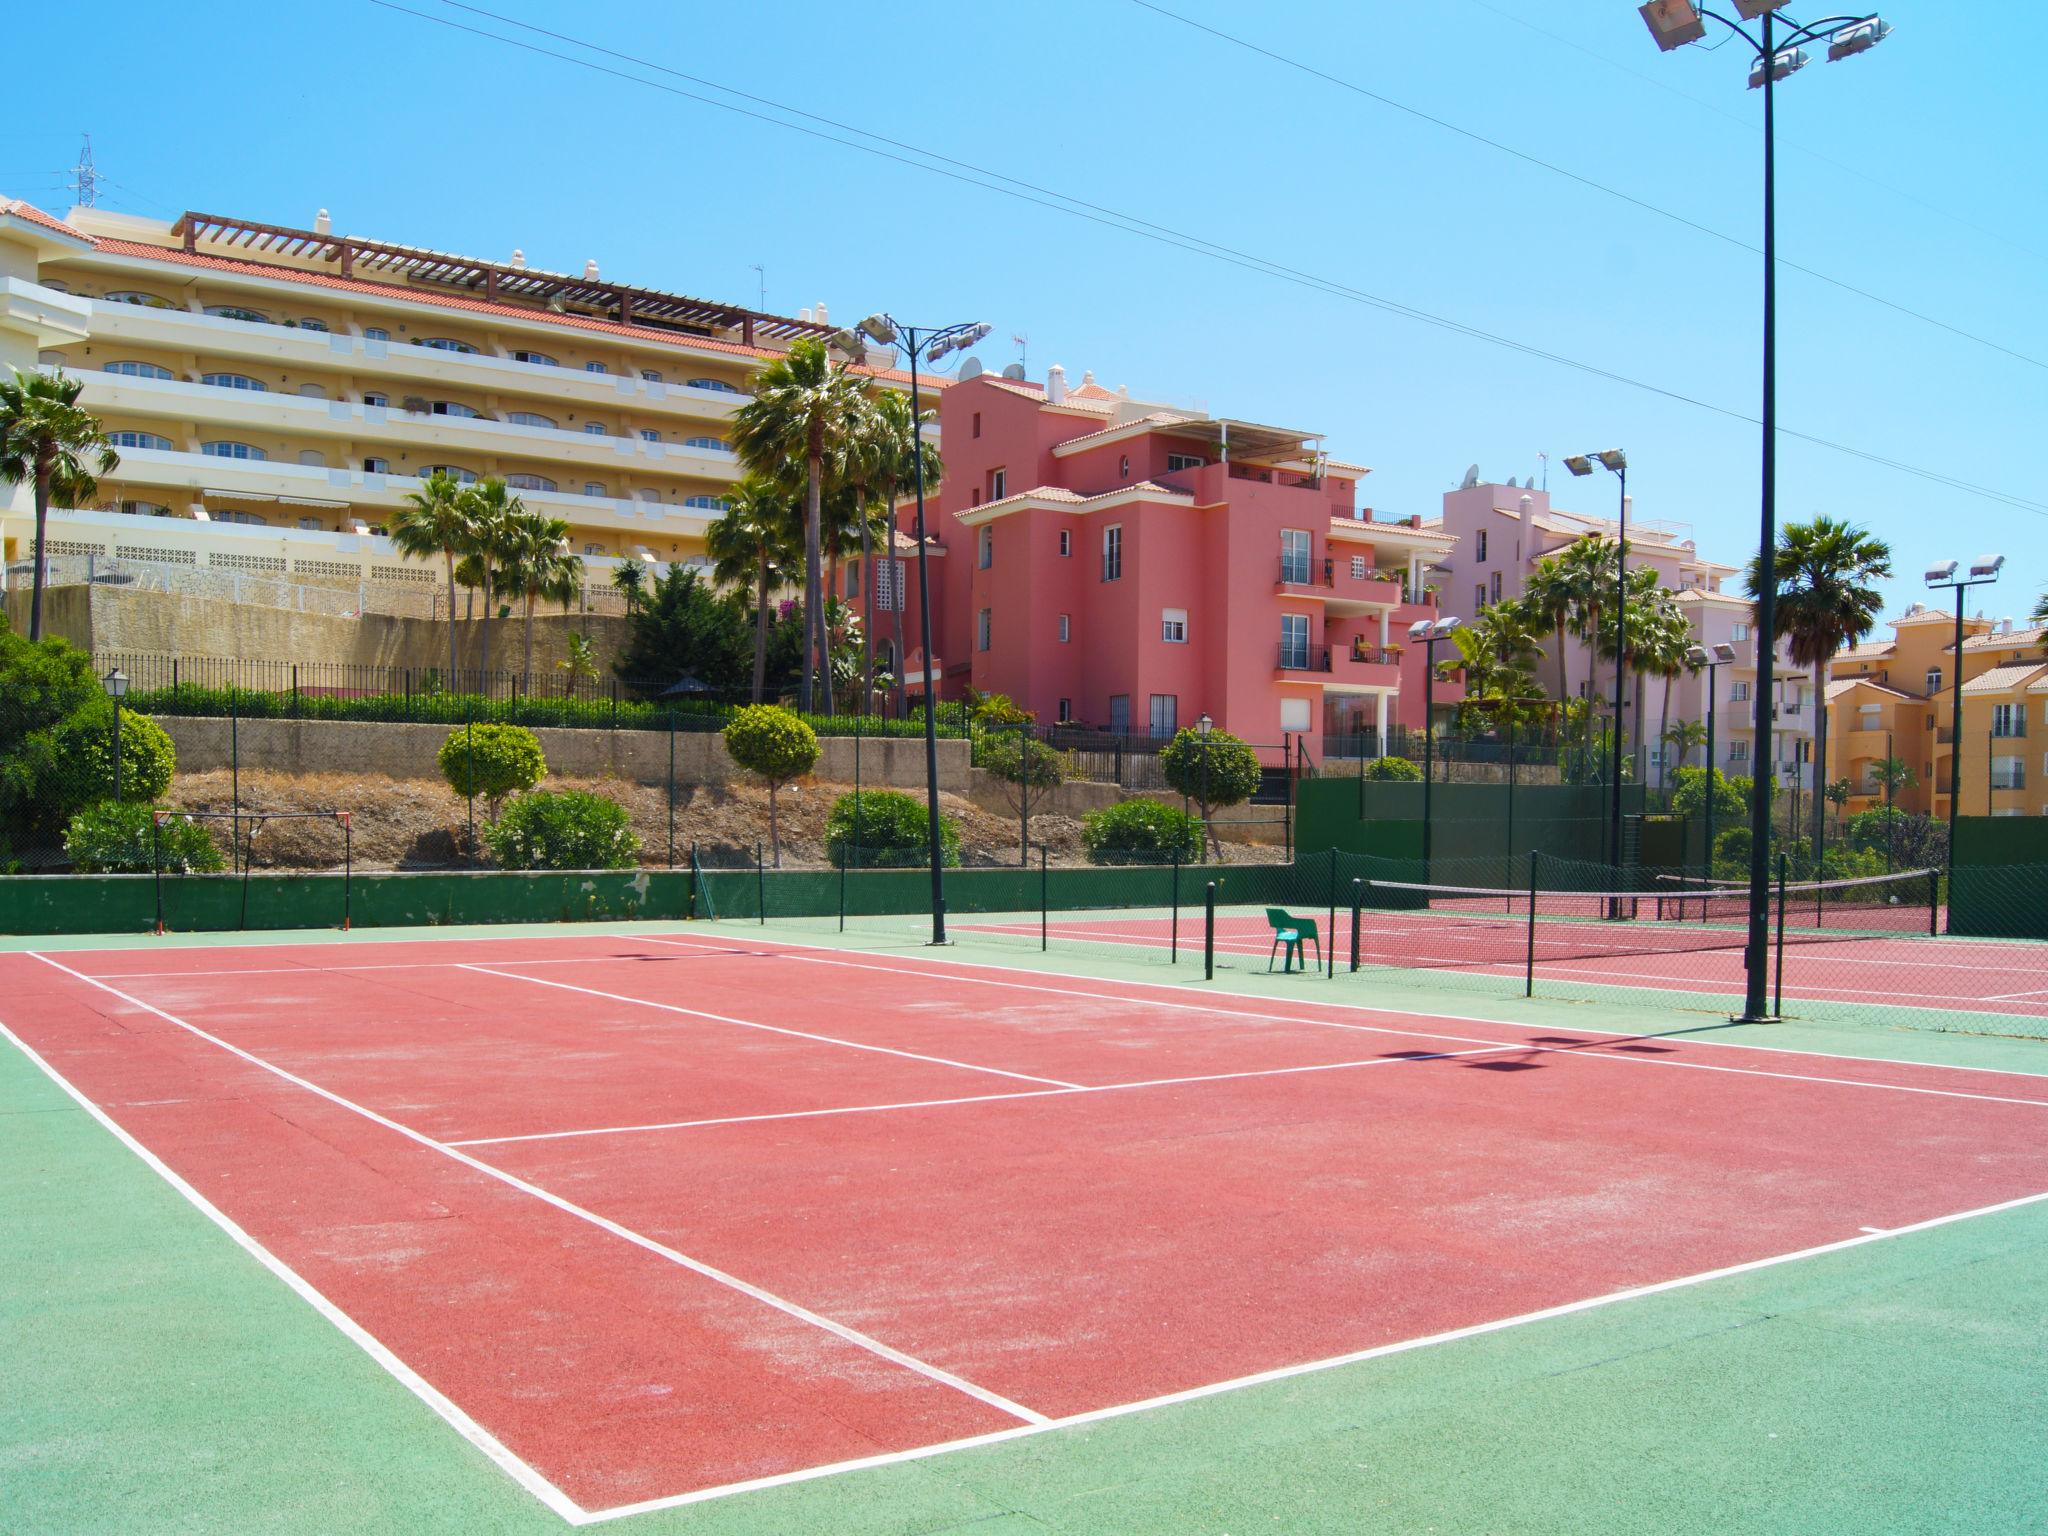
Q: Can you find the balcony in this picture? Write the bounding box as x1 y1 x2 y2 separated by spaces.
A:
1277 556 1333 592
1277 645 1333 674
1328 647 1402 691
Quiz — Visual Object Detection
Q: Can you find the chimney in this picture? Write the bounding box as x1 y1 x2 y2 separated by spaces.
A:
815 302 828 325
799 307 813 323
314 208 332 235
583 259 600 280
1081 369 1096 388
510 248 526 269
1046 364 1067 405
1622 494 1633 522
1409 514 1421 529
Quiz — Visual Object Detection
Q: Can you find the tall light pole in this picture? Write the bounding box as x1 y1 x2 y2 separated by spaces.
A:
832 314 990 945
1409 616 1463 876
1686 642 1739 882
1640 1 1892 1019
102 667 129 803
1564 449 1628 876
1925 555 2003 884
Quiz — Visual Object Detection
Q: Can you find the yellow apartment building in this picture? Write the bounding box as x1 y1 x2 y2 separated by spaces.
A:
0 199 927 617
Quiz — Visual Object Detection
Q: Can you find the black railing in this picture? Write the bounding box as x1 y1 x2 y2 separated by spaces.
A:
1278 645 1332 673
1278 557 1334 588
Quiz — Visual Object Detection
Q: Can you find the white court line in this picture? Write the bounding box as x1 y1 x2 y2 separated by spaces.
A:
26 953 1050 1438
445 1046 1519 1148
1983 988 2048 1003
641 933 2048 1101
457 964 1082 1090
577 1184 2048 1523
84 953 735 980
0 1017 587 1527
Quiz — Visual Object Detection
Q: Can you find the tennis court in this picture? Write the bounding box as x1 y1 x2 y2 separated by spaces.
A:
8 918 2048 1527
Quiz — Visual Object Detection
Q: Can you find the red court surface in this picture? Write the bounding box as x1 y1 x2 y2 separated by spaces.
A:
963 909 2048 1020
8 929 2048 1522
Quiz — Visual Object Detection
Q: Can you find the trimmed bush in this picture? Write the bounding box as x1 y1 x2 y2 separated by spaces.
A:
1362 755 1422 782
1082 798 1203 866
482 789 640 870
826 789 960 870
437 722 546 818
725 704 819 867
976 731 1066 818
65 801 226 873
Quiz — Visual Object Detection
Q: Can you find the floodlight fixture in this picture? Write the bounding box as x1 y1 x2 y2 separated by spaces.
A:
1687 644 1710 667
1432 617 1464 640
1733 0 1791 19
1638 0 1706 50
1748 47 1810 88
1828 17 1892 60
1596 449 1629 473
826 328 864 357
954 322 993 350
1968 553 2006 583
1713 642 1738 664
1408 619 1436 643
1925 560 1959 586
1563 454 1596 478
857 313 897 345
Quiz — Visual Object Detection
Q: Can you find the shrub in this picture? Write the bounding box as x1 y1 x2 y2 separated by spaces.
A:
976 731 1066 818
1160 727 1262 856
65 802 226 873
1669 765 1746 823
1362 755 1422 781
724 704 819 867
437 722 546 818
826 789 960 869
1082 798 1204 866
482 789 640 870
45 702 177 808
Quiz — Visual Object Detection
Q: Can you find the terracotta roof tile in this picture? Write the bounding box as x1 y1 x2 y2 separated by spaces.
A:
1961 661 2048 694
1 198 82 237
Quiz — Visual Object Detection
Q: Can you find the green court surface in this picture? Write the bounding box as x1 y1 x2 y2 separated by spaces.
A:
5 919 2046 1533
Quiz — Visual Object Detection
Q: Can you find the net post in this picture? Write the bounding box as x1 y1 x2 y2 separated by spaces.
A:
1326 848 1337 978
1170 846 1180 963
688 839 699 921
1929 865 1941 937
1204 881 1216 980
152 811 165 935
1774 851 1788 1018
1041 845 1050 953
838 849 847 933
339 811 352 931
1349 877 1362 973
240 820 256 932
1525 850 1539 997
757 840 766 926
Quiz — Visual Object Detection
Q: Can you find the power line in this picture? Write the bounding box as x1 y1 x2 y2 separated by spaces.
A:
1126 0 2048 375
363 0 2048 520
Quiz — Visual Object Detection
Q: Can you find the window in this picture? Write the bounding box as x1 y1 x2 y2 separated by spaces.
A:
1474 584 1486 612
990 468 1007 500
1058 698 1072 723
297 517 325 531
875 559 905 613
204 305 269 324
297 383 327 399
297 450 325 467
432 401 482 418
1102 524 1123 581
972 412 982 439
104 360 172 379
417 337 479 354
683 495 731 510
585 361 610 375
583 543 605 557
584 422 609 436
1991 756 2026 791
1165 452 1204 473
505 411 556 429
639 429 660 443
201 440 266 460
297 318 330 333
211 510 267 526
506 474 557 492
1490 571 1503 603
1149 695 1178 737
584 482 607 497
420 464 478 483
1477 529 1488 562
1351 554 1367 580
107 430 174 451
687 377 742 394
1993 703 2026 738
362 391 389 408
200 372 267 391
1731 681 1750 702
1926 667 1942 694
1119 454 1130 479
363 327 390 341
363 456 390 473
103 290 172 307
1280 528 1312 585
976 608 992 652
1059 614 1071 643
116 500 170 517
1280 697 1312 733
1059 529 1071 557
1162 608 1187 644
1280 614 1310 670
977 526 993 570
681 436 726 451
1108 695 1131 735
1732 622 1750 641
1728 740 1749 763
510 349 556 366
640 369 663 383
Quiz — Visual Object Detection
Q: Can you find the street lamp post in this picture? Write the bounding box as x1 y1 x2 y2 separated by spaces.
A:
1686 643 1740 884
1196 712 1214 864
1925 555 2004 885
831 314 990 946
1639 1 1892 1019
1409 617 1463 876
1564 450 1629 877
102 667 129 803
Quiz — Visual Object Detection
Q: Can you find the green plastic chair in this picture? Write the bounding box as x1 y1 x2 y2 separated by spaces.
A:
1265 908 1322 973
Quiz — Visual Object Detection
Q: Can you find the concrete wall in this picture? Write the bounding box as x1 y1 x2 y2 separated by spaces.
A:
3 583 630 675
157 714 971 791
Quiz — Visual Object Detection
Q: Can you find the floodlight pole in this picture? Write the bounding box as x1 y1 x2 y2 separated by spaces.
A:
1609 462 1629 880
1927 561 2001 882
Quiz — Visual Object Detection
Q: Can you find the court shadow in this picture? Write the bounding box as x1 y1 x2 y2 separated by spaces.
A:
1464 1059 1545 1072
1611 1043 1677 1053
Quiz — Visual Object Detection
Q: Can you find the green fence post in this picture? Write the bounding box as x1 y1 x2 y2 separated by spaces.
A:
152 814 164 935
1170 846 1181 964
1774 851 1788 1017
1326 847 1337 978
838 850 847 933
1525 850 1540 997
1929 865 1941 937
667 710 676 869
1349 876 1362 973
688 840 699 921
230 693 240 876
1040 845 1049 953
465 703 475 863
758 840 766 926
1203 880 1216 980
340 812 353 931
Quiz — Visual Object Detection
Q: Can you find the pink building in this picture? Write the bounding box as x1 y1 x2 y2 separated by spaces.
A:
869 367 1459 760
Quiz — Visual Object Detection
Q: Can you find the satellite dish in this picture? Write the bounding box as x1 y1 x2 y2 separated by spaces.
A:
958 356 983 379
1000 362 1026 380
1459 464 1481 491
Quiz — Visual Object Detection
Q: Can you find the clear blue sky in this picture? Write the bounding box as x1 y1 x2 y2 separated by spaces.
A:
6 0 2042 620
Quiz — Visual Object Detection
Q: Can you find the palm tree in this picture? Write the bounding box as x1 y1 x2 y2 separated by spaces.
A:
2032 590 2047 625
389 469 470 685
557 631 600 694
1520 556 1578 706
498 511 582 692
1744 515 1893 860
841 388 941 716
706 476 800 703
1441 602 1547 731
611 560 645 616
1662 718 1709 774
730 338 869 714
0 368 118 642
455 477 525 683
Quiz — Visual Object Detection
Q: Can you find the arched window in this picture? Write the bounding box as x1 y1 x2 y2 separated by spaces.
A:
201 441 268 460
204 305 270 324
419 464 479 483
431 401 483 418
103 290 172 308
297 450 326 467
639 369 663 383
108 431 175 451
363 457 391 474
584 361 610 375
583 542 606 556
582 481 607 497
683 436 729 450
583 422 609 436
297 317 330 333
1926 667 1942 695
416 336 479 354
363 327 390 341
104 361 173 379
116 500 171 517
510 349 556 366
506 411 557 429
201 372 267 391
686 377 742 394
212 509 268 525
362 391 389 408
506 474 557 492
297 383 327 399
638 429 660 443
683 495 730 511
